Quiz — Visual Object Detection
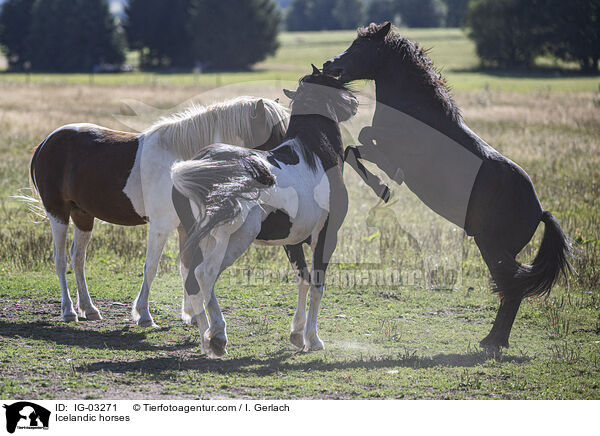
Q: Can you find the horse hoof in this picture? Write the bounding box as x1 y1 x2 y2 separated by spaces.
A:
137 318 157 328
84 311 102 321
290 332 305 349
304 337 325 352
479 337 505 355
209 336 227 357
181 313 194 325
62 314 78 322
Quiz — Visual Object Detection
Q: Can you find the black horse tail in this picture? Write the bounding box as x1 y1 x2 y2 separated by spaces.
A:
500 211 572 300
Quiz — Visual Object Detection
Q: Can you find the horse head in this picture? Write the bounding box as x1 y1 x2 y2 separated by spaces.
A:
283 65 358 122
323 22 391 82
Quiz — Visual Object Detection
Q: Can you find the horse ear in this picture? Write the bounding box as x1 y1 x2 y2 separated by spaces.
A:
311 64 320 75
375 22 391 39
252 99 266 122
283 89 296 100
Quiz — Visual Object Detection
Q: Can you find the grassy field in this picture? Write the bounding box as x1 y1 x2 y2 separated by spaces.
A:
0 28 599 399
1 28 598 92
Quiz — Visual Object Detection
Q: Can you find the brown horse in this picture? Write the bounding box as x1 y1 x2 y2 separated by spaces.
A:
30 97 288 326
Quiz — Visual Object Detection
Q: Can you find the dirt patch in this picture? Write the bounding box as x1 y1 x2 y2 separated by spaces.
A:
0 297 311 399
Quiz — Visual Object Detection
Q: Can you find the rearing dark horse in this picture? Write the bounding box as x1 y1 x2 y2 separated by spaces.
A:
324 22 572 353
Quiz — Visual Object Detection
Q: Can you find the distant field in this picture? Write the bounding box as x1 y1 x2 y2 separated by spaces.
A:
0 28 599 399
1 28 598 92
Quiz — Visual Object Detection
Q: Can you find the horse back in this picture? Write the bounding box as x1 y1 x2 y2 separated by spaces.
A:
32 124 147 226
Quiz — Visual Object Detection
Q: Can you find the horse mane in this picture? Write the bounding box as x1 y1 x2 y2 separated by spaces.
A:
358 23 460 120
286 72 354 171
299 71 352 91
144 96 289 160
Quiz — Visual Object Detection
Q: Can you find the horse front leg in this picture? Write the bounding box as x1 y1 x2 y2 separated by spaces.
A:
305 180 348 351
344 145 391 202
357 126 405 185
305 224 336 351
132 224 169 327
284 244 311 349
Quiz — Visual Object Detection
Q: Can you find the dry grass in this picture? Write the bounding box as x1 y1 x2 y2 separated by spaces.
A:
0 78 598 399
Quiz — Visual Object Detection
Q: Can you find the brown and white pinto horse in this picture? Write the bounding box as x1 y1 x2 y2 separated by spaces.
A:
30 97 288 326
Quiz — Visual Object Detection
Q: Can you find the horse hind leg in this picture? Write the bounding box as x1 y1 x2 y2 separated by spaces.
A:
48 214 77 322
194 208 262 357
70 210 101 320
480 297 522 354
178 225 210 332
188 241 229 358
476 237 522 353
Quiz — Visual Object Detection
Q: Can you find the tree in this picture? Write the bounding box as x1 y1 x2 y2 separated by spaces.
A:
332 0 365 29
466 0 544 69
396 0 447 27
467 0 599 72
188 0 281 70
286 0 365 31
0 0 35 70
366 0 401 26
25 0 124 72
443 0 470 27
542 0 600 72
365 0 446 28
125 0 194 69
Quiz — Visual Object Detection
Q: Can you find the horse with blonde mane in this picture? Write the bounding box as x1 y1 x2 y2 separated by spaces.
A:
30 96 288 326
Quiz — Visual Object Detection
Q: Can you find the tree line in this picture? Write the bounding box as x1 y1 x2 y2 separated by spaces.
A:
286 0 470 30
0 0 280 72
0 0 597 73
467 0 599 72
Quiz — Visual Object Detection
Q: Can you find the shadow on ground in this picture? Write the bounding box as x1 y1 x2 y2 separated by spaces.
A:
77 350 530 378
0 297 530 378
0 320 195 352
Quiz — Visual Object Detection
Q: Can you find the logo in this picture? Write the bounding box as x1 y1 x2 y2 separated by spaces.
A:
3 402 50 434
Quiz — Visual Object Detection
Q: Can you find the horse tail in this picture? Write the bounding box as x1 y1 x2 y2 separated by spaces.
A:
171 146 275 265
12 139 48 220
30 139 46 194
499 211 572 300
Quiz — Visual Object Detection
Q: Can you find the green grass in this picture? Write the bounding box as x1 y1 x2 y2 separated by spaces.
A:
0 28 599 399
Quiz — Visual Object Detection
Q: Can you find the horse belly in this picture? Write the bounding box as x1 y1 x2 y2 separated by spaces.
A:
256 192 327 246
380 139 482 229
256 209 321 246
68 154 147 226
404 159 480 230
34 125 147 226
